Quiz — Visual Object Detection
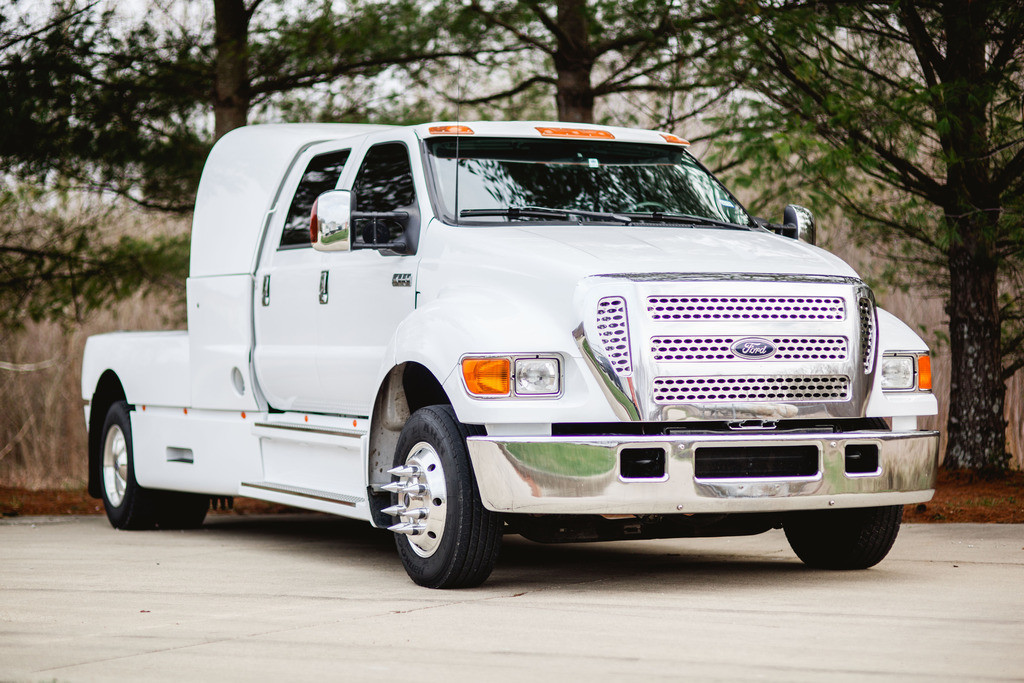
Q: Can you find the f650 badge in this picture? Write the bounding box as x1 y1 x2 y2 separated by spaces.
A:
731 338 777 359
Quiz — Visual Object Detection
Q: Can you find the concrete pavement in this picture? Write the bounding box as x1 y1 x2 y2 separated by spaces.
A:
1 514 1022 681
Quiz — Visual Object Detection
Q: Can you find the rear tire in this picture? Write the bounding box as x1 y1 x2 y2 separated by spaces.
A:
388 405 502 588
99 401 207 530
784 505 903 569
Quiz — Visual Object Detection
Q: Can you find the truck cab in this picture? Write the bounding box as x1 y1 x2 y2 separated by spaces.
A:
83 121 938 588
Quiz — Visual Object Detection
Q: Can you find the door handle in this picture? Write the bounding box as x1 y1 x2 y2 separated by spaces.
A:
319 270 329 304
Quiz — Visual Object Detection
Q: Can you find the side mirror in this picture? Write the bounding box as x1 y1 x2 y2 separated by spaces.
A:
311 189 352 252
783 204 816 245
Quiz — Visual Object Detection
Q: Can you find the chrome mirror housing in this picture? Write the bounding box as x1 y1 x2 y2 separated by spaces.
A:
311 190 352 252
783 204 816 245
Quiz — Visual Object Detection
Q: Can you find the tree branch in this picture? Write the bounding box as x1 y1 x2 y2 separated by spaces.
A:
452 74 555 105
469 1 554 55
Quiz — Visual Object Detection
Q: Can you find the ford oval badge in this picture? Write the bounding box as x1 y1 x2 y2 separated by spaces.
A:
731 338 777 359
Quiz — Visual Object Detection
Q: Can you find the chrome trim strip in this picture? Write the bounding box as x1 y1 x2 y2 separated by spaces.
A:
253 421 364 438
466 430 938 514
240 481 362 506
593 273 867 286
574 323 640 420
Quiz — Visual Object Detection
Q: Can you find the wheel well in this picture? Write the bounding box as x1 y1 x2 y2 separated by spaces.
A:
366 362 451 526
87 371 127 499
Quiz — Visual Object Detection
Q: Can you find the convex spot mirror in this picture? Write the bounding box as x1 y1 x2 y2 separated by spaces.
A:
311 189 352 252
783 204 816 245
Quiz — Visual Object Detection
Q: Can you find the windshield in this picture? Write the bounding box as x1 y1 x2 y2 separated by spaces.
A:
425 137 751 227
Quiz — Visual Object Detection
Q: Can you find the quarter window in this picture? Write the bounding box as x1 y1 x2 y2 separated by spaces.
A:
279 150 351 248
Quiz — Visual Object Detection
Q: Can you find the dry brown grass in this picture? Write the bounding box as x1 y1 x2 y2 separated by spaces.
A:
0 293 185 489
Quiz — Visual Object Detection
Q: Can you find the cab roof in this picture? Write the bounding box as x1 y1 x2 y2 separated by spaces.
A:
189 121 689 278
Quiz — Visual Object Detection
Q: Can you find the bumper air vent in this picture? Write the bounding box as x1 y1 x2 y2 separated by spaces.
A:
646 296 845 322
694 445 820 479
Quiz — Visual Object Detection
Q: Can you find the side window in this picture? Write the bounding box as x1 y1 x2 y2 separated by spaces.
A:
279 150 351 248
352 143 415 246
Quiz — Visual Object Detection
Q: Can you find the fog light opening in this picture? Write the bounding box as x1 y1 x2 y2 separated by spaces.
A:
845 443 880 475
620 447 666 480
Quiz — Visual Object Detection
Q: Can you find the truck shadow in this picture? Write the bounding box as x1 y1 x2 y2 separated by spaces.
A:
199 514 846 591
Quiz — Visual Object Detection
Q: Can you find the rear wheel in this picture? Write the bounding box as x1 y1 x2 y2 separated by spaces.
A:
99 401 207 530
784 505 903 569
386 405 502 588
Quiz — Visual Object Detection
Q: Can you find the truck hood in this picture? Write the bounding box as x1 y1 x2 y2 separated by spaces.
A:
432 223 860 281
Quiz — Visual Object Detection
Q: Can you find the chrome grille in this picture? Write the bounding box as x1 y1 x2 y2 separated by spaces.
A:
651 336 848 362
858 296 875 373
653 375 851 403
647 296 846 321
595 296 632 374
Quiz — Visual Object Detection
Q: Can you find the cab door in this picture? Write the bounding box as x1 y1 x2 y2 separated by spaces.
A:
316 135 423 415
253 144 352 412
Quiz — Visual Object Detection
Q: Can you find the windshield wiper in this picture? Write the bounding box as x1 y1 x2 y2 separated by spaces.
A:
461 206 632 224
622 211 749 230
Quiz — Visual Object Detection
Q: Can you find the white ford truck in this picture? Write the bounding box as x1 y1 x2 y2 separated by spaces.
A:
83 121 939 588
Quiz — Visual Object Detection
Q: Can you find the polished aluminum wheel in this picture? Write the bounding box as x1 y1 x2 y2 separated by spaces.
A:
383 441 448 558
102 424 129 507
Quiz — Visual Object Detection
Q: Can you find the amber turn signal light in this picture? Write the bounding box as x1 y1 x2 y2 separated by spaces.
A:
462 357 511 396
917 354 932 391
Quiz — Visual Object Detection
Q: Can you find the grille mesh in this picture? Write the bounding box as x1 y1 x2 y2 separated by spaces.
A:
595 296 632 374
858 297 875 373
647 296 845 321
653 375 850 403
651 336 848 362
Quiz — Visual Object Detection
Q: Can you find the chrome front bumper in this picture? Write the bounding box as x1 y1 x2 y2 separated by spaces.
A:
466 430 938 514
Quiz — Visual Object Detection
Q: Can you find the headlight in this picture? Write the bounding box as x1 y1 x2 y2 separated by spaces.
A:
514 357 560 395
461 355 561 398
881 353 931 392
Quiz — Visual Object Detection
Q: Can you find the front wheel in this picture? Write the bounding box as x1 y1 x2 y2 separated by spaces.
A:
784 505 903 570
386 405 502 588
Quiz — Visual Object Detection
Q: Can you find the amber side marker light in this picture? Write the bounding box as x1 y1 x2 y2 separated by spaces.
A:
462 357 511 396
918 354 932 391
660 133 691 145
428 125 474 135
536 127 614 139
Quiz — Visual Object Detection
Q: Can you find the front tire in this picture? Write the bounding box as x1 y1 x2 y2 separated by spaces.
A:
99 401 207 530
387 405 502 588
784 505 903 569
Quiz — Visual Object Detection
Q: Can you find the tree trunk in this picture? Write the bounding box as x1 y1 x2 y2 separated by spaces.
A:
213 0 250 140
940 0 1009 471
552 0 595 123
944 238 1009 471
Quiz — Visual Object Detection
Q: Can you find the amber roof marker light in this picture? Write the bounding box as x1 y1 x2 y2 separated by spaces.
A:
536 127 615 139
660 133 691 145
428 125 474 135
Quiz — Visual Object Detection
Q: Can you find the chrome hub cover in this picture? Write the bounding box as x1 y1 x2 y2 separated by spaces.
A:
102 424 128 507
383 441 448 557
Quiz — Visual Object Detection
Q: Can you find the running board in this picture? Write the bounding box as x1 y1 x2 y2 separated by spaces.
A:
239 481 363 507
253 420 365 440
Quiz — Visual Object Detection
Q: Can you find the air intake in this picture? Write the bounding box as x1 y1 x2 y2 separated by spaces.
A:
595 296 632 375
